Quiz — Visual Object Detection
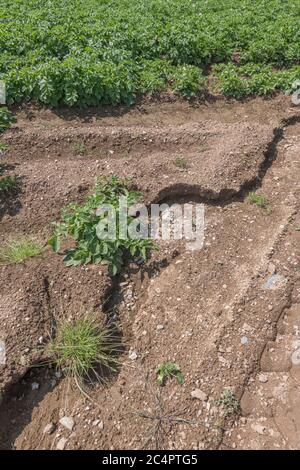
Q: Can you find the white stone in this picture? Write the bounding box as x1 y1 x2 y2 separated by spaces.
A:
251 423 266 435
258 374 268 383
0 340 6 365
43 423 55 435
59 416 74 431
56 437 67 450
128 350 138 360
191 389 208 401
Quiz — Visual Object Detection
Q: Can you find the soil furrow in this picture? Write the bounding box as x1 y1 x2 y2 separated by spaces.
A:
1 98 300 450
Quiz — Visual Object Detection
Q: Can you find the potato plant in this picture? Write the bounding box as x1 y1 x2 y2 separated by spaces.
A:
49 176 155 276
0 0 299 105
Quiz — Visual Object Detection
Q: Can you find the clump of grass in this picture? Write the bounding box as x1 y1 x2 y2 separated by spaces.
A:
216 389 240 417
72 141 87 156
0 237 44 264
0 175 17 193
174 156 188 169
156 361 184 386
49 316 121 388
248 191 272 214
248 192 267 207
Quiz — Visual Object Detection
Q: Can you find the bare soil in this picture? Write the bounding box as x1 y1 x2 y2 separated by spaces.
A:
1 95 300 450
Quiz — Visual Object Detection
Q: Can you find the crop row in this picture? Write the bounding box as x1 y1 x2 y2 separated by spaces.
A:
0 0 300 105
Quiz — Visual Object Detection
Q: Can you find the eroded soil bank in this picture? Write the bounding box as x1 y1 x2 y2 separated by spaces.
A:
1 96 300 450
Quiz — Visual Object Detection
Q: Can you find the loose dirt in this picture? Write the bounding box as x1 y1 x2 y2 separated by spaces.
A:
1 95 300 450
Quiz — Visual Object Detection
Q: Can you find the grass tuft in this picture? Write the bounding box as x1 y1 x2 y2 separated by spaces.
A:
174 156 188 169
0 237 44 264
248 192 267 207
72 141 87 156
248 191 272 214
49 316 122 387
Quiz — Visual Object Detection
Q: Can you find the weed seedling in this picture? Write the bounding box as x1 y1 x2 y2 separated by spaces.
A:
174 156 188 169
216 389 240 417
0 175 17 193
72 141 87 156
0 237 44 264
0 141 9 153
156 362 184 386
248 192 272 214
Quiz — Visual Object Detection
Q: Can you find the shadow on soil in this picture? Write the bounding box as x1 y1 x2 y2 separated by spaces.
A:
0 368 56 450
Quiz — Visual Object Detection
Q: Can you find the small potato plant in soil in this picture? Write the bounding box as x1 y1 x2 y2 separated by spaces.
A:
49 176 155 276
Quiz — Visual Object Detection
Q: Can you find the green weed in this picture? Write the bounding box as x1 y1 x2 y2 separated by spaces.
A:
0 141 9 153
49 316 122 387
156 362 184 386
72 141 87 156
0 175 17 193
174 156 188 169
0 237 44 264
248 192 272 214
217 389 240 417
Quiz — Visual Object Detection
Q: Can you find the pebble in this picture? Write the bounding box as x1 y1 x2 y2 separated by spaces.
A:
31 382 39 391
191 389 208 402
258 374 268 383
128 350 138 360
43 423 56 435
156 324 164 331
251 423 266 435
59 416 75 431
56 437 67 450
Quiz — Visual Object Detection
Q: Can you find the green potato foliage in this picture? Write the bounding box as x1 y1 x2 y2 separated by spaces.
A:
49 176 156 276
0 0 299 106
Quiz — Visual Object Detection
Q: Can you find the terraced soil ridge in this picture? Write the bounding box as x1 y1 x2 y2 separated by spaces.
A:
0 97 300 450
